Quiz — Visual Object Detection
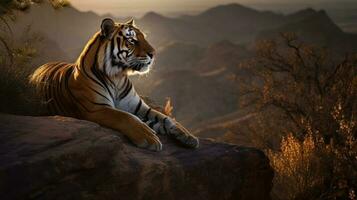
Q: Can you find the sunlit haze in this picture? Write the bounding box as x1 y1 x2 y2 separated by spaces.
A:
69 0 357 17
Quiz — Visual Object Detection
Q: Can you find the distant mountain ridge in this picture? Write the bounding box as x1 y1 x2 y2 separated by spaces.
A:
139 3 357 48
10 2 357 59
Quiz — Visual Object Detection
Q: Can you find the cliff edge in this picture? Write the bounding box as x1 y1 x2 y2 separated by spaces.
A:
0 114 273 200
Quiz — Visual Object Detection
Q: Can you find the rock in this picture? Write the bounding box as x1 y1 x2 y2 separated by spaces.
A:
0 114 273 200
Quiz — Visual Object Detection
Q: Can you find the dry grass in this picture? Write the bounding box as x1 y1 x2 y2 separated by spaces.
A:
268 103 356 200
269 133 325 199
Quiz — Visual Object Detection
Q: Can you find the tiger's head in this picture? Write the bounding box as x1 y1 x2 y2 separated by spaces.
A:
98 18 155 76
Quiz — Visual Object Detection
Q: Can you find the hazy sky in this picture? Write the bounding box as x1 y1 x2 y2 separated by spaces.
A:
69 0 357 17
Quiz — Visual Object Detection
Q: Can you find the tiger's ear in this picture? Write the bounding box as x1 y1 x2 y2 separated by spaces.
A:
126 18 136 27
101 18 115 39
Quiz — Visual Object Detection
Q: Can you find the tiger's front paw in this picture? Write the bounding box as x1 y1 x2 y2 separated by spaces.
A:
136 133 163 151
169 122 199 149
129 124 163 151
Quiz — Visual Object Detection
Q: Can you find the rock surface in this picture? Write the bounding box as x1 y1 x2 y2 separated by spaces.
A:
0 114 273 200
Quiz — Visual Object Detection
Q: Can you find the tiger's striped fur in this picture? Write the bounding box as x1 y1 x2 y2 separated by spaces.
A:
30 18 199 151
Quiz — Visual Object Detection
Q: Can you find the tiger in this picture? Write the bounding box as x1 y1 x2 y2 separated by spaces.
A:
29 18 199 151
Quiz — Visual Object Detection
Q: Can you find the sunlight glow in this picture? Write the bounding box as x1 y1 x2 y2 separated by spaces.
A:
69 0 351 17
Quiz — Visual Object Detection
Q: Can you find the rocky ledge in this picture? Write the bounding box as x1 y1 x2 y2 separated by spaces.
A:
0 114 273 200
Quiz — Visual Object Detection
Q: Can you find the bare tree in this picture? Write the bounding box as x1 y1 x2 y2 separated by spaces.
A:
240 33 356 200
243 32 356 141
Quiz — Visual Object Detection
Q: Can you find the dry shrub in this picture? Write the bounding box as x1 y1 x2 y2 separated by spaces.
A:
269 133 325 199
269 103 356 200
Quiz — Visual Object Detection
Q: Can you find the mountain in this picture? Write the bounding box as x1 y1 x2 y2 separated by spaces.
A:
140 4 287 46
154 42 204 72
10 3 357 59
133 41 253 127
139 4 357 49
257 9 357 52
195 41 252 75
285 8 318 23
187 3 285 34
138 12 184 47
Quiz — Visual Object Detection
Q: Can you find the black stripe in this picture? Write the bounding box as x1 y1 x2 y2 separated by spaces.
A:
119 81 132 99
119 76 129 90
96 46 116 87
148 121 155 128
148 116 159 128
58 65 71 115
88 86 112 102
80 37 106 90
115 77 129 99
143 108 151 122
163 117 168 134
116 37 122 59
93 43 116 89
134 99 142 115
91 64 115 100
116 37 121 49
62 65 78 116
64 67 90 113
80 35 114 100
111 36 115 56
53 63 69 115
102 43 109 76
89 101 112 107
81 65 105 89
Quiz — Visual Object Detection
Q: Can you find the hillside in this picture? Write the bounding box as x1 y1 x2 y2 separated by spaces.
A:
11 3 106 61
134 41 253 126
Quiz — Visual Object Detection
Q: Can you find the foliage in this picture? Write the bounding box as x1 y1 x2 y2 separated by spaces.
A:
0 0 69 114
0 0 70 65
0 27 44 114
241 33 357 200
163 97 174 117
268 133 325 199
0 0 70 14
269 104 356 200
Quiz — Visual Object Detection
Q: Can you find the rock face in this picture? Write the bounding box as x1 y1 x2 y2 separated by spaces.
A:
0 114 273 200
